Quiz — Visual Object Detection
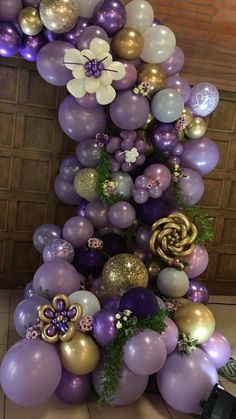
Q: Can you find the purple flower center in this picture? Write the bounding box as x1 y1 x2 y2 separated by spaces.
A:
84 59 104 78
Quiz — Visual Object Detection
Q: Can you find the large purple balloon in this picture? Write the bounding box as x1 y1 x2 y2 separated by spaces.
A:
76 139 101 167
113 60 137 91
136 197 169 225
108 201 136 229
77 25 109 50
54 174 82 205
150 123 178 152
59 156 81 184
93 0 126 36
0 339 62 406
58 95 106 142
14 296 49 337
61 17 91 46
33 259 82 297
157 348 218 414
85 200 110 229
33 223 62 253
166 75 191 103
143 164 172 192
188 82 219 117
0 23 21 57
119 287 158 318
199 331 231 369
183 245 209 278
160 45 185 77
160 317 178 355
165 168 204 206
63 216 94 248
75 93 98 108
184 279 209 304
56 369 92 404
36 41 73 86
180 137 220 176
73 247 105 277
0 0 22 22
109 90 150 130
92 309 117 346
20 34 45 62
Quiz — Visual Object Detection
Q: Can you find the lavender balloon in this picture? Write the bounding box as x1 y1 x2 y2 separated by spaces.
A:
54 174 82 205
150 123 178 152
92 309 117 346
63 216 94 248
24 281 35 299
93 0 126 36
113 61 137 90
160 45 185 77
75 93 98 108
73 247 105 277
180 137 220 176
166 75 191 103
0 23 21 57
160 317 178 355
144 164 172 192
199 331 231 369
188 82 219 117
14 296 49 337
108 201 136 229
165 168 204 206
20 34 45 62
183 245 209 278
61 17 91 46
76 139 101 167
43 239 74 263
77 25 109 50
0 0 22 22
33 223 62 253
185 279 209 304
56 370 92 404
85 200 110 229
59 156 81 184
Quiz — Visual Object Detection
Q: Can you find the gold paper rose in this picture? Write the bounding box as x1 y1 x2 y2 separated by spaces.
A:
150 213 198 263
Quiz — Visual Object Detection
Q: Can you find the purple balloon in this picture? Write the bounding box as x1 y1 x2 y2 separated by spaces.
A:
109 90 150 130
93 0 126 36
143 164 172 192
36 41 73 86
199 332 231 369
59 156 81 184
188 82 219 117
180 137 220 176
124 330 166 375
33 259 82 297
23 0 40 6
160 317 178 355
43 239 74 263
0 23 21 57
56 369 92 404
166 76 191 103
54 174 82 205
76 139 101 167
85 200 110 229
165 168 204 206
160 46 185 77
58 95 106 142
157 348 218 414
24 281 35 299
61 17 91 46
102 233 128 256
77 25 109 50
92 309 117 346
20 34 45 62
0 339 62 406
183 245 209 278
153 18 162 26
89 277 107 302
150 122 178 152
42 28 61 42
75 93 98 108
76 199 89 217
102 296 120 312
0 0 22 22
33 223 62 253
108 201 136 229
119 287 158 318
63 216 94 248
135 225 151 251
113 60 137 90
14 296 49 337
73 247 105 277
136 197 169 225
184 279 209 304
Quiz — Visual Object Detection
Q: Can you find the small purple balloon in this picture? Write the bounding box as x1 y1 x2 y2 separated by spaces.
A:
180 137 220 176
93 0 126 36
33 223 62 253
102 296 120 312
188 82 219 117
0 0 22 22
54 174 82 205
20 34 45 61
85 199 110 229
76 199 89 217
73 247 105 277
63 216 94 248
0 23 21 57
77 25 109 50
160 317 178 355
56 369 92 404
92 309 117 346
183 245 209 279
59 156 81 184
76 139 101 167
136 197 169 225
42 28 61 42
199 332 231 369
119 287 159 318
150 122 178 152
75 93 98 108
61 17 91 46
184 279 209 304
108 201 136 229
113 60 137 90
160 46 185 77
166 75 191 103
43 239 74 263
14 295 49 337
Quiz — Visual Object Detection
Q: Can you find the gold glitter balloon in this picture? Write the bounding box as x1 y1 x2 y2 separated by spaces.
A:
39 0 79 33
111 28 144 61
174 302 215 344
137 129 155 157
185 117 208 139
74 168 98 201
150 213 198 263
137 64 166 95
102 253 148 297
140 112 155 130
18 7 43 35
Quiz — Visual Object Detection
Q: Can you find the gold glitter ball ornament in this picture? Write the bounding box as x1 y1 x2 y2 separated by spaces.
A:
102 253 148 297
74 168 98 202
39 0 80 33
150 212 198 263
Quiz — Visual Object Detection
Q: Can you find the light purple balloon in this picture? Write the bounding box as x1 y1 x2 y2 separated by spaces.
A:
23 0 40 6
33 259 82 297
188 82 219 117
75 93 98 108
180 137 220 176
184 279 209 304
43 239 74 263
160 45 185 77
63 216 94 248
93 361 148 405
0 0 22 22
0 23 21 57
183 245 209 278
14 296 49 337
61 17 91 47
0 339 62 406
76 139 101 167
113 60 137 90
143 164 172 192
36 41 73 86
136 225 151 251
124 330 166 375
199 331 231 369
59 156 81 184
150 122 178 152
160 317 178 355
54 174 82 205
20 34 45 62
165 167 204 206
85 200 110 229
33 223 62 253
77 25 109 50
109 90 150 130
157 348 218 414
58 95 106 142
166 75 191 103
108 201 136 229
56 369 92 404
92 309 117 346
93 0 126 36
24 281 35 299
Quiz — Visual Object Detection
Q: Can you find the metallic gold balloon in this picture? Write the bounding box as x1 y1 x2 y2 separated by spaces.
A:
74 168 98 202
40 0 80 33
120 0 131 5
102 253 148 297
60 331 100 375
172 297 191 307
147 258 162 280
18 7 43 35
185 117 208 139
140 112 155 130
178 130 185 141
137 64 165 95
111 28 144 61
137 129 155 157
174 302 216 344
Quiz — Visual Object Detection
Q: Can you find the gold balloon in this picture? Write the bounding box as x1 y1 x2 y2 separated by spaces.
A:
102 253 148 297
60 331 100 375
40 0 79 33
181 107 193 126
172 297 191 307
185 117 208 139
137 64 166 95
178 130 185 141
137 129 155 156
74 168 98 201
111 28 144 61
140 112 155 130
174 302 216 344
147 258 162 280
18 7 43 35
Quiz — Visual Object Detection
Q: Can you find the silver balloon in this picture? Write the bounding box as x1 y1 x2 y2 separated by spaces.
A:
112 172 134 199
151 88 184 123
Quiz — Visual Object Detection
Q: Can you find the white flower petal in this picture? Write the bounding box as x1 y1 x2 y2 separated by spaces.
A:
80 49 95 64
72 66 85 79
85 77 100 94
90 38 110 55
96 52 113 68
67 79 86 98
96 85 116 105
100 70 113 86
64 49 82 70
108 61 126 81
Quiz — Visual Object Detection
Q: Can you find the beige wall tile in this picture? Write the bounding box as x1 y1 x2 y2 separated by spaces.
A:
0 313 9 345
0 291 10 313
0 390 5 419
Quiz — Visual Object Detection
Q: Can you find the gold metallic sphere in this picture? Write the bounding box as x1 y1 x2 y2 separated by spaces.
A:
137 129 155 156
172 297 191 307
74 168 98 202
137 64 166 95
185 117 208 139
40 0 80 34
140 112 155 130
147 258 162 280
111 27 144 61
18 7 43 36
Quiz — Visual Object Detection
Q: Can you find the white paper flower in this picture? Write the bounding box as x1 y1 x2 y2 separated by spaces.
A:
64 38 126 105
124 147 139 164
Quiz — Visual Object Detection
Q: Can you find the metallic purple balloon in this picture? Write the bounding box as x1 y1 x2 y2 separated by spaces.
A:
63 216 94 248
108 201 136 229
102 296 120 312
180 137 220 176
77 25 109 50
73 247 105 277
43 239 74 263
42 28 61 42
119 287 159 318
56 370 92 404
0 0 22 22
75 93 98 108
0 23 21 57
33 223 62 253
113 60 137 91
93 0 126 36
136 197 169 225
20 34 45 62
183 245 209 279
160 46 185 77
150 122 178 152
59 156 81 184
199 332 231 369
61 17 91 46
54 174 82 205
184 279 209 304
166 75 191 103
92 309 117 346
76 199 89 217
188 83 219 117
14 295 49 337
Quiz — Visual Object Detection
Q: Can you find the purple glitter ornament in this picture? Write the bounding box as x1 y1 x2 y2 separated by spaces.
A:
188 83 219 117
43 239 74 263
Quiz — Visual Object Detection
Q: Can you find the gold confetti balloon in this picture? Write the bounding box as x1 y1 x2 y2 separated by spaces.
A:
185 117 208 139
74 168 98 202
174 302 216 344
111 28 144 61
102 253 148 297
39 0 80 33
18 7 43 35
137 63 166 95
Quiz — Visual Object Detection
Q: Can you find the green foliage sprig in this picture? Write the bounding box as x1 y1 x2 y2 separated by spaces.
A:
178 332 198 355
96 150 123 205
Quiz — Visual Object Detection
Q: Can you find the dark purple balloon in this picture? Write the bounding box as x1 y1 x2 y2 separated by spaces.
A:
102 233 128 256
77 25 109 50
74 247 105 277
56 369 92 404
93 0 126 36
61 17 91 46
184 279 209 305
23 0 40 6
20 34 45 62
136 197 169 225
59 156 81 184
153 18 162 26
0 23 21 57
150 123 178 152
76 199 89 217
89 277 107 302
113 60 137 91
102 297 120 312
180 137 220 176
92 309 117 346
54 174 82 205
119 287 159 318
42 28 61 43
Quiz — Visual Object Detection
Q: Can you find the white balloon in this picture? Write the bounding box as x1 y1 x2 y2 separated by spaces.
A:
141 25 176 64
112 172 134 199
151 88 184 123
78 0 101 17
69 290 101 317
157 268 189 297
125 0 154 33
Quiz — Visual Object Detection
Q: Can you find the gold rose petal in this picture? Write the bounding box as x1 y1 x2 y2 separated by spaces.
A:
59 323 76 343
69 304 83 323
53 294 70 311
41 324 59 344
38 304 54 323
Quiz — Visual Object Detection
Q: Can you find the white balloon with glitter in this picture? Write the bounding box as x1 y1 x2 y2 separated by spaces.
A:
43 239 74 263
188 83 219 117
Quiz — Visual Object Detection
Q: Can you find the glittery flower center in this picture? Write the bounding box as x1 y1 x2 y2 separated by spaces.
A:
84 58 104 78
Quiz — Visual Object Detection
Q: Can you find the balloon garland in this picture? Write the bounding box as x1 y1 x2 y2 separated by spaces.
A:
0 0 232 415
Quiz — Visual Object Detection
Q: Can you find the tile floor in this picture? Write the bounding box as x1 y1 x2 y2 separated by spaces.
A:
0 291 235 419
